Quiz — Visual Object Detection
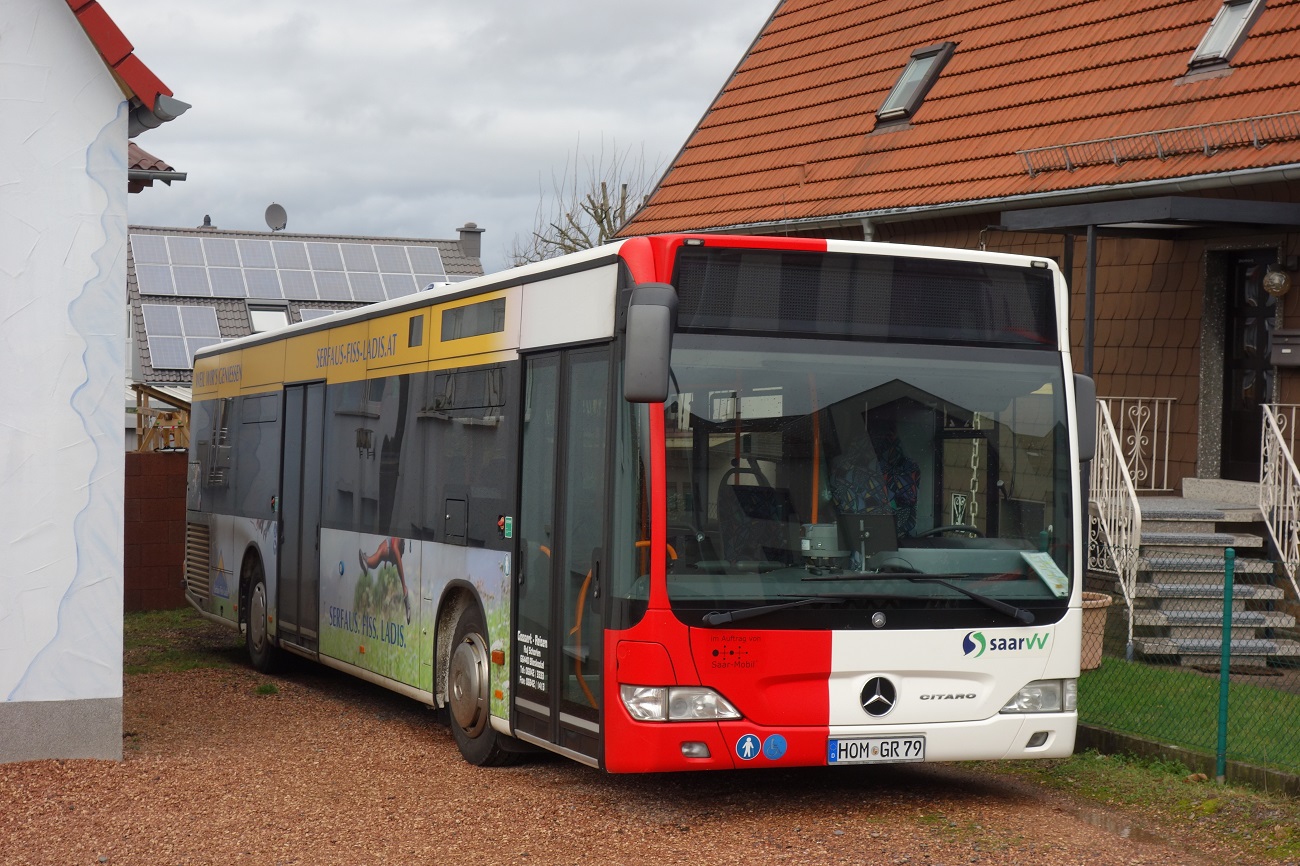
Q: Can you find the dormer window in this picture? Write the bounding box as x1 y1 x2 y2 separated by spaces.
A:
1189 0 1265 68
876 42 955 125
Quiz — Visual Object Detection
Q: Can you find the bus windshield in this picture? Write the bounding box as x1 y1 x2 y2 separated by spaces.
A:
660 334 1074 630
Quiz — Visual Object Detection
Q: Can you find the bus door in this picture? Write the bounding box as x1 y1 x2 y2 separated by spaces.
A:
279 381 325 652
514 347 611 764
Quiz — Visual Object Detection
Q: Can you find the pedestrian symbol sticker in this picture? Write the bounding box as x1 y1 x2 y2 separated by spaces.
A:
736 734 761 761
762 734 787 760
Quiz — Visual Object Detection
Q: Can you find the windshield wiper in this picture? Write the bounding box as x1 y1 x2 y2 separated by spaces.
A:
702 595 845 626
803 571 1034 625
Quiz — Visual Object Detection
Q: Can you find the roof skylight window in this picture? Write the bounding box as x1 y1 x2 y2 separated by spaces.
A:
248 304 290 333
1189 0 1265 68
876 42 955 124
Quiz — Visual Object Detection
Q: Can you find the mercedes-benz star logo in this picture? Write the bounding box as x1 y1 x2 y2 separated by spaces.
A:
860 676 897 717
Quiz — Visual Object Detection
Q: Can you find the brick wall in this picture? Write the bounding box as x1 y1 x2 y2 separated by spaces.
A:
124 451 187 611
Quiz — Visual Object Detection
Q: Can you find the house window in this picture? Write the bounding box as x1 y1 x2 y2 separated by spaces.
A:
248 304 290 333
1189 0 1265 68
876 42 956 125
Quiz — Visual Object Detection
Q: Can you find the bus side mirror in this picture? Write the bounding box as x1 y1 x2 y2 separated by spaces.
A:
1074 373 1096 462
623 283 678 403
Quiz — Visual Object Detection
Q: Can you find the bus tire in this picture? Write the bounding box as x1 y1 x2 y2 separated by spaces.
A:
245 557 279 673
448 604 518 767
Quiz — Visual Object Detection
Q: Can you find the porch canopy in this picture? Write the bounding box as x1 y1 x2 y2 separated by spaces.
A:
999 195 1300 376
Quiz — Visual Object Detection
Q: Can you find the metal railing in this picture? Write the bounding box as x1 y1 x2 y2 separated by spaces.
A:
1088 400 1143 648
1102 396 1176 492
1260 404 1300 600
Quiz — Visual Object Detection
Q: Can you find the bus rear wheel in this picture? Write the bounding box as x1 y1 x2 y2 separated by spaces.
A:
245 557 279 673
447 605 518 767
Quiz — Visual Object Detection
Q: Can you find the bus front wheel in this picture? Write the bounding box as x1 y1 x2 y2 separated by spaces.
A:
447 605 517 767
245 557 279 673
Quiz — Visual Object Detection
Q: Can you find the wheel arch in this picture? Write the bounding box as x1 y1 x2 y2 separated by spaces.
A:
237 541 268 627
433 580 486 707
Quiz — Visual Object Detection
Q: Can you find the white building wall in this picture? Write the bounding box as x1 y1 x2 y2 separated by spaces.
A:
0 0 130 760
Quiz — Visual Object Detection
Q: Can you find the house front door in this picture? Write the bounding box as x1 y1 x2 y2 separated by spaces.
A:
1221 250 1278 482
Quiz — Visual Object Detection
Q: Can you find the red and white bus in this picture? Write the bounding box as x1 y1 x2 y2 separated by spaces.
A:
184 234 1094 771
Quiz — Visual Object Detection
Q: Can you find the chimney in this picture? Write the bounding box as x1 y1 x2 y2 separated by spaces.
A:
457 222 485 260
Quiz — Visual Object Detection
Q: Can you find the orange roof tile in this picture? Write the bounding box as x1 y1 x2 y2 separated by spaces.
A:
66 0 173 111
623 0 1300 236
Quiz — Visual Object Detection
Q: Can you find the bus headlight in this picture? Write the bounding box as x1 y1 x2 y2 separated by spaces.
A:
620 685 741 722
1000 679 1077 713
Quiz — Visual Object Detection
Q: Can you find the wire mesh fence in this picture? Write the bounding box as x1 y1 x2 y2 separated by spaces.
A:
1082 546 1300 779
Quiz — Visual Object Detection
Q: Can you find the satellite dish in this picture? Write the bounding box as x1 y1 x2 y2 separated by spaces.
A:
265 203 288 232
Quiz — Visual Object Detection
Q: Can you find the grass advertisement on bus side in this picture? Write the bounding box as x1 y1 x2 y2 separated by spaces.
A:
319 530 422 686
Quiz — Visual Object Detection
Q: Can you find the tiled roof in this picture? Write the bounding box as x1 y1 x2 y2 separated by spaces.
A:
128 142 172 172
623 0 1300 236
66 0 172 111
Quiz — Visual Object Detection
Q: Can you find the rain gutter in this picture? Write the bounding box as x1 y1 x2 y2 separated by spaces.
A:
687 163 1300 236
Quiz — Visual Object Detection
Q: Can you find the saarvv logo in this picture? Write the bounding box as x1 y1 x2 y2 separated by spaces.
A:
964 630 1051 656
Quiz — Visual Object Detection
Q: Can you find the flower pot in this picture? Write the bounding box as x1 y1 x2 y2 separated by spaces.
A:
1080 591 1112 670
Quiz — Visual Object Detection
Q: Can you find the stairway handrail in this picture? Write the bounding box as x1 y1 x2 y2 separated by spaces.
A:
1260 404 1300 601
1090 399 1142 616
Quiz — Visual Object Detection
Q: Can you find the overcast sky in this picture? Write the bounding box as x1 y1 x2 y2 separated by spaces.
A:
111 1 777 274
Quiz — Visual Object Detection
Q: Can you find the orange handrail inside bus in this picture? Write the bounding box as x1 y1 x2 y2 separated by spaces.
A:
635 540 678 560
569 568 598 710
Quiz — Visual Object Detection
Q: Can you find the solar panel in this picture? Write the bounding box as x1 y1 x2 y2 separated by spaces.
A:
168 236 205 266
298 308 337 321
238 239 276 268
374 245 410 273
209 268 247 298
142 304 183 335
383 273 417 299
315 270 351 301
172 266 211 296
203 237 241 267
245 269 283 300
142 304 223 369
187 336 222 358
179 306 222 337
136 264 176 295
130 234 170 264
406 246 445 278
307 243 344 271
273 240 310 270
280 270 317 299
342 244 378 272
147 336 190 370
349 272 385 302
132 234 455 306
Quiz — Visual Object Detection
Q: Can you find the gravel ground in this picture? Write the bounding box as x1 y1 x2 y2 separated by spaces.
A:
0 656 1267 865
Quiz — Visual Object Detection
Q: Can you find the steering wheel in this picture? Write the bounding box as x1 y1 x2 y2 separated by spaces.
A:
916 523 985 538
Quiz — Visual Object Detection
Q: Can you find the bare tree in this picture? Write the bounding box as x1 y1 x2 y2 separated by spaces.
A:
509 138 658 266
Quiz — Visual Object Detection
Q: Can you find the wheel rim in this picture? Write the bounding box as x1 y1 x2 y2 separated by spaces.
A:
249 581 268 654
449 632 490 736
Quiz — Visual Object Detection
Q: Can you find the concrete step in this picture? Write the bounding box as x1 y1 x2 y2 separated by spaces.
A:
1132 582 1287 600
1133 609 1296 628
1142 531 1264 550
1181 478 1260 506
1138 497 1261 523
1139 554 1275 575
1141 518 1224 534
1133 637 1300 657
